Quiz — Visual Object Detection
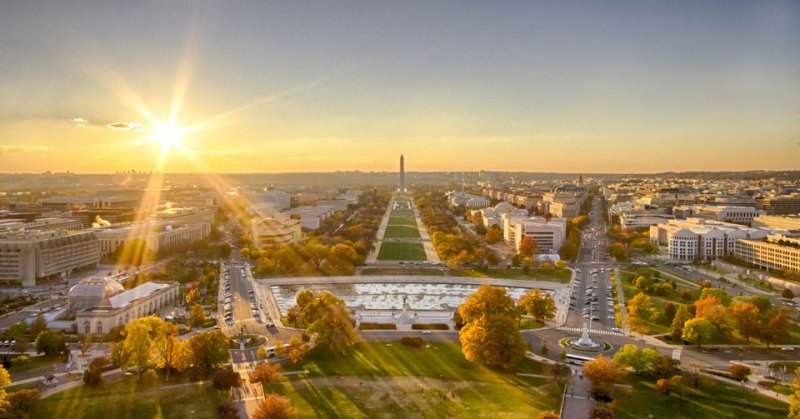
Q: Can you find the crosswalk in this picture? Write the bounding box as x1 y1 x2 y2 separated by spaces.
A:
556 326 622 336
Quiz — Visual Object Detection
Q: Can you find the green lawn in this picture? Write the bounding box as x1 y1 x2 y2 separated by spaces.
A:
266 342 562 418
7 355 66 375
377 242 427 261
390 210 416 217
33 379 227 419
452 268 572 284
384 225 421 239
613 375 788 419
359 267 444 276
387 216 418 226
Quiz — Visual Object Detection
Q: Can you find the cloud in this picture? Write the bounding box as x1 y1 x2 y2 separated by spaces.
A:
106 121 144 131
72 117 89 127
0 145 55 154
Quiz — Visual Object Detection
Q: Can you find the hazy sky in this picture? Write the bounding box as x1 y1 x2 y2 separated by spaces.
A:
1 1 798 173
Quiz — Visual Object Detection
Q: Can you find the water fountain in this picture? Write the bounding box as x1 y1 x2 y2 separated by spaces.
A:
573 322 601 350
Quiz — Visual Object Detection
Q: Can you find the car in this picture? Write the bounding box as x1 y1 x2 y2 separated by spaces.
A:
267 323 275 328
782 347 796 352
611 327 622 334
422 330 432 334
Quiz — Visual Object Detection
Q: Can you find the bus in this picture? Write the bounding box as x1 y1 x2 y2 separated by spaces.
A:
265 343 291 357
565 353 595 365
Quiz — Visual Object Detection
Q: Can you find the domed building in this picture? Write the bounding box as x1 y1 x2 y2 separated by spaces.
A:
69 275 180 335
68 276 125 311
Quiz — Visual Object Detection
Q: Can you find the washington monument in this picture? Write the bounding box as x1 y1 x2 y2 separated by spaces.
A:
398 154 406 193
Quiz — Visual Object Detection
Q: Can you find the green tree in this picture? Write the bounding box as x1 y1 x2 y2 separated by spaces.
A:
682 318 717 348
627 293 653 319
30 314 48 336
34 330 66 357
613 344 661 375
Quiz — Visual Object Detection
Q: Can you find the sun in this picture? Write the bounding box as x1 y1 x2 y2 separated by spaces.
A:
150 122 186 149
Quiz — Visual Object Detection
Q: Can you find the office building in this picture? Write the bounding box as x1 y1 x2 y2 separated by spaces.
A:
503 214 567 253
0 230 102 286
734 234 800 273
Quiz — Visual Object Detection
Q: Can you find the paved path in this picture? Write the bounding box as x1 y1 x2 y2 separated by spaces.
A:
560 366 595 419
257 274 569 289
365 193 396 264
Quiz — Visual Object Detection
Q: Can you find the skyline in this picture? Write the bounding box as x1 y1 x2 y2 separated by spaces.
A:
1 1 799 174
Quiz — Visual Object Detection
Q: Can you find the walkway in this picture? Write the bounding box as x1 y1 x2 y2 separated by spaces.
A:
561 366 595 419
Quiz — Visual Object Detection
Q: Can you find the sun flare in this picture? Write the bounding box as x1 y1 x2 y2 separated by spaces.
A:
150 122 185 149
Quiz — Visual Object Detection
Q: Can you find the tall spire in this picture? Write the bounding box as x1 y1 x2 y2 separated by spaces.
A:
398 154 406 193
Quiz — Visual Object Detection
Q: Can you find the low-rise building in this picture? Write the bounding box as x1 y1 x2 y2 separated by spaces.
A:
752 214 800 232
250 214 301 247
94 222 211 255
649 218 771 262
446 191 490 209
249 190 291 211
619 212 675 231
674 205 763 226
0 230 101 286
284 205 335 230
735 234 800 273
503 214 567 253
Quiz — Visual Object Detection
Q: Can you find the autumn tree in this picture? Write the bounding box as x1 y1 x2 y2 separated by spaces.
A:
213 367 241 390
627 293 653 319
518 236 539 257
699 288 730 306
485 228 502 245
518 289 556 323
670 305 693 342
655 378 670 396
152 322 190 382
730 302 761 342
253 394 295 419
287 336 310 364
583 355 628 394
729 364 751 382
682 318 717 348
190 304 206 326
457 285 526 369
790 367 800 419
189 330 231 375
290 291 359 355
763 313 790 348
536 411 559 419
249 362 284 385
0 364 11 412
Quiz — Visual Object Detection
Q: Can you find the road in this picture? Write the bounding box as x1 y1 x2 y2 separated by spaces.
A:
566 196 616 331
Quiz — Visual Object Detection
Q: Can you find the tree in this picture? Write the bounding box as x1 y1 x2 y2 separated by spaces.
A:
289 291 359 355
730 302 761 342
249 362 283 384
190 304 206 326
518 236 538 257
627 293 653 319
536 411 559 419
486 252 500 267
583 355 628 393
34 330 66 357
697 304 733 336
655 378 670 396
12 337 29 354
518 289 556 323
694 296 722 318
783 288 795 299
613 344 661 375
213 367 241 390
122 319 154 379
729 364 751 382
589 406 615 419
0 364 10 412
7 388 40 415
84 357 110 387
253 394 295 419
763 313 790 348
699 288 730 306
485 228 502 244
670 305 693 342
458 285 518 323
287 336 310 364
682 318 716 348
189 330 231 375
790 367 800 419
30 314 48 336
751 295 773 315
152 322 190 382
663 302 677 324
460 314 526 369
217 400 240 419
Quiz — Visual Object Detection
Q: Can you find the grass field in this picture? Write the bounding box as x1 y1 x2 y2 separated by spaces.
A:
613 375 788 419
359 267 444 276
384 225 421 239
387 216 417 226
377 242 427 261
266 342 562 418
33 379 226 419
7 355 66 375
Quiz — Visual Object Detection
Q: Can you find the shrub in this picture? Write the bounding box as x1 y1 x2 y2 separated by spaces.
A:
730 364 751 382
12 355 30 365
400 337 424 348
410 323 449 330
7 388 41 414
358 322 397 330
